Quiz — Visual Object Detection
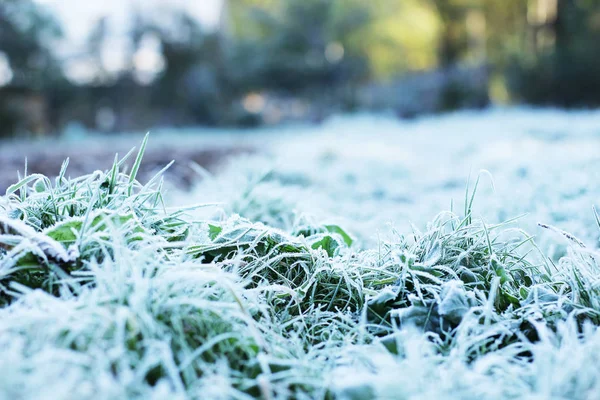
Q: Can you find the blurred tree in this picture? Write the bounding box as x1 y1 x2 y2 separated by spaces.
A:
86 17 109 83
481 1 528 65
0 0 68 137
430 0 471 67
0 0 63 88
225 0 371 92
2 0 600 136
509 0 600 106
350 0 441 78
128 9 229 125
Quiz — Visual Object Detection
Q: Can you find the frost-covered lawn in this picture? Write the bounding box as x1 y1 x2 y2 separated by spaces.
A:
1 108 600 399
187 108 600 252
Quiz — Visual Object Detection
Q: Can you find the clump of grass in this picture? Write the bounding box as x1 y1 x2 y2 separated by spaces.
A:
0 139 329 398
188 215 366 340
364 212 540 334
0 135 188 301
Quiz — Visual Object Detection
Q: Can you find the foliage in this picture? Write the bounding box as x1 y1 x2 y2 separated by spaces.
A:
508 0 600 107
3 0 600 137
0 0 63 88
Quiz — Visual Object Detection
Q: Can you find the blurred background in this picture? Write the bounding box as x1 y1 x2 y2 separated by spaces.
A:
1 0 599 138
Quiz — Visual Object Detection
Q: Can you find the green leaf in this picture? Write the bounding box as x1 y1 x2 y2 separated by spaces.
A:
14 252 41 268
311 235 339 257
367 288 398 320
128 132 149 195
438 281 472 324
44 220 83 245
324 224 353 246
503 292 521 307
208 224 223 240
494 264 512 285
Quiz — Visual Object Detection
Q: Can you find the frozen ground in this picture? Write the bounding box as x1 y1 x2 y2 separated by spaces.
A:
1 107 600 400
4 107 598 252
181 108 600 254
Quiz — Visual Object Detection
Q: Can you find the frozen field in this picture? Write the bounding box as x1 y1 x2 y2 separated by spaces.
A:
1 108 600 399
185 108 600 252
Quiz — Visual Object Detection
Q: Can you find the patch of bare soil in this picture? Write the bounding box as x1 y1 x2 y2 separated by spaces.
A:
0 139 254 193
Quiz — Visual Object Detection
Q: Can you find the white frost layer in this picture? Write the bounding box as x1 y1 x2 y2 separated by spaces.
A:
183 107 600 253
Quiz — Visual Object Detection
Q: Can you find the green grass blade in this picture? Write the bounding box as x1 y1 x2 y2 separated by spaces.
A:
128 132 149 195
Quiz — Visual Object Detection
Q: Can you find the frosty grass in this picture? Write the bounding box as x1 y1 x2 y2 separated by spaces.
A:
1 108 600 399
